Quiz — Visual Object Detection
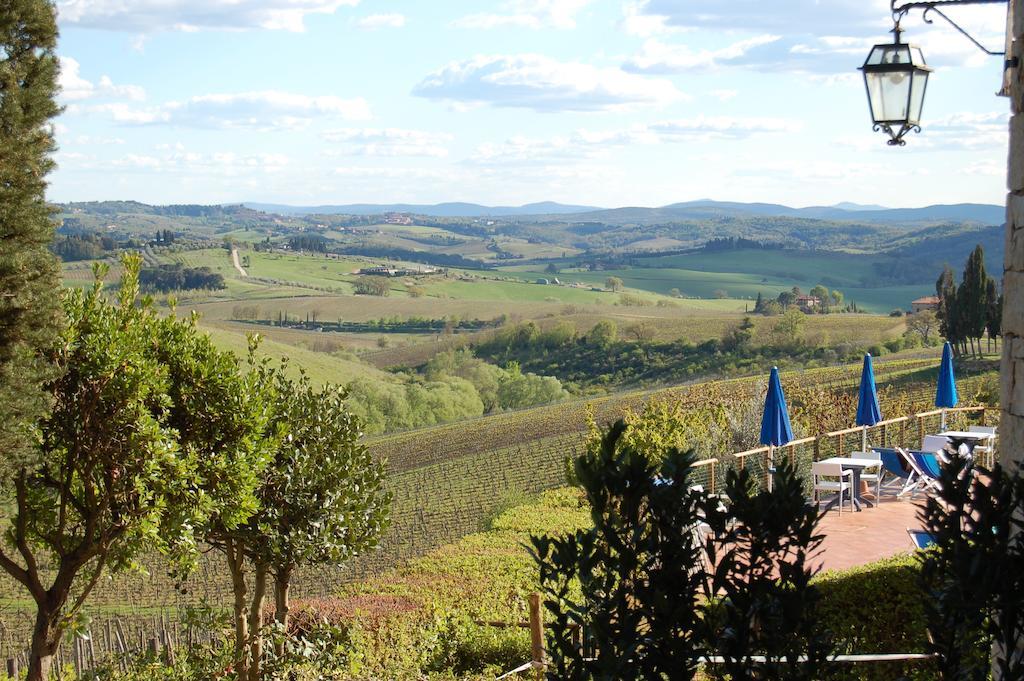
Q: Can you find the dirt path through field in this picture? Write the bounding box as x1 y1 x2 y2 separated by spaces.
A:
231 248 248 277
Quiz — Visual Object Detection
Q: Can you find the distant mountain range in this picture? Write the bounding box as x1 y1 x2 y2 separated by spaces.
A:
241 199 1004 225
242 201 602 217
555 200 1004 226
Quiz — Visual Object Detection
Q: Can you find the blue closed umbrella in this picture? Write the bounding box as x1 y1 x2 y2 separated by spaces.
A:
935 341 958 430
856 354 882 451
761 367 794 490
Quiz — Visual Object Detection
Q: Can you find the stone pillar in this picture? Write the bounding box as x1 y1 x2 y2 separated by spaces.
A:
1003 0 1024 474
1001 8 1024 679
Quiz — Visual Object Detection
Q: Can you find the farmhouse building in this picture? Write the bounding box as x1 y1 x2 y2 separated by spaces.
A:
795 295 821 312
911 296 940 313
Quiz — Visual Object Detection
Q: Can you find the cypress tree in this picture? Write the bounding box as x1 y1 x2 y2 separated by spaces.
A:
936 265 958 349
985 280 1002 353
959 245 991 357
0 0 62 469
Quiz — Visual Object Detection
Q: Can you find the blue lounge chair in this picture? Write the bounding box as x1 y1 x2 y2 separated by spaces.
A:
898 448 943 498
872 447 915 498
907 528 936 550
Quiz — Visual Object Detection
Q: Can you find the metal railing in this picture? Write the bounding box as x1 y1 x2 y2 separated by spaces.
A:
709 405 995 495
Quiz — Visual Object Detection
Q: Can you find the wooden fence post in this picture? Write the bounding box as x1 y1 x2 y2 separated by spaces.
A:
837 433 844 458
813 437 821 462
529 592 545 679
6 659 15 678
918 416 925 448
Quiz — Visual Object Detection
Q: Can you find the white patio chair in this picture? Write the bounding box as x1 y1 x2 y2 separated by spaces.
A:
922 434 951 455
967 425 996 463
851 451 883 501
812 461 854 514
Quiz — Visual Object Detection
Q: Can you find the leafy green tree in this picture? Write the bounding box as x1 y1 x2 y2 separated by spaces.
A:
831 289 844 307
772 308 806 348
148 317 276 679
722 316 756 353
497 361 567 410
906 310 939 346
586 319 617 347
238 368 390 679
809 284 830 310
0 0 63 475
777 290 796 309
354 276 390 296
0 260 206 681
605 276 624 292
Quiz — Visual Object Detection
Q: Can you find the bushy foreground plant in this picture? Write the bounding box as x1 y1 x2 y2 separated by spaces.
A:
533 420 833 681
920 457 1024 680
702 461 832 681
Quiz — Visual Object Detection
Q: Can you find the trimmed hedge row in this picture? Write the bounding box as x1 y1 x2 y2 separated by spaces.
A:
814 553 935 680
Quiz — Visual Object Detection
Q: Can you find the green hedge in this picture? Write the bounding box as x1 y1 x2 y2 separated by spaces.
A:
814 553 935 680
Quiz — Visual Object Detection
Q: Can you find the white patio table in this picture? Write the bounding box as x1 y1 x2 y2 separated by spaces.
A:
816 456 882 511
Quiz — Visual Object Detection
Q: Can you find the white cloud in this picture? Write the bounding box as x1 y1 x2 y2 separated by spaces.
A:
453 0 593 30
71 147 293 175
58 56 145 102
57 0 360 33
649 116 801 139
321 128 452 157
710 89 738 102
620 0 689 37
624 35 780 73
627 0 892 36
467 118 797 165
92 91 371 129
355 13 405 29
413 54 684 112
622 2 1006 74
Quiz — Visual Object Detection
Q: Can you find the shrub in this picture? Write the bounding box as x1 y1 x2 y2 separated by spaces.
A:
814 554 934 681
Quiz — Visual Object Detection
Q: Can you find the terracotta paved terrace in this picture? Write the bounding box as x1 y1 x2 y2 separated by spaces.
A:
812 496 925 573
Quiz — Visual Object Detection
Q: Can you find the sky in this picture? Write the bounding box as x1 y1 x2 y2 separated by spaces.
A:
50 0 1012 208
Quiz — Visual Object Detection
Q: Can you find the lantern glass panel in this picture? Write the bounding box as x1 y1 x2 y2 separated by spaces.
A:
908 68 928 124
865 70 911 123
865 44 911 66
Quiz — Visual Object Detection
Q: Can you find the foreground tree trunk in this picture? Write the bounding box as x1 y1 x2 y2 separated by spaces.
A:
274 564 294 657
27 609 59 681
226 540 250 679
247 563 268 681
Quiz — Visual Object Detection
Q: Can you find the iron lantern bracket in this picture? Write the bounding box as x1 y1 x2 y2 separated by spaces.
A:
891 0 1015 65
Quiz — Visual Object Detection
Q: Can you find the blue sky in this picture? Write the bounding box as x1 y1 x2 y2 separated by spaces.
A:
52 0 1010 208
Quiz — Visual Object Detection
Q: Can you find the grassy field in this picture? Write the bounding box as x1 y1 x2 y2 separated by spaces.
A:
202 326 397 386
500 249 933 313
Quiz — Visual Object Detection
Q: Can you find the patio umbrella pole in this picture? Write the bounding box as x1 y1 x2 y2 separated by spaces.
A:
862 426 868 453
767 445 774 492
